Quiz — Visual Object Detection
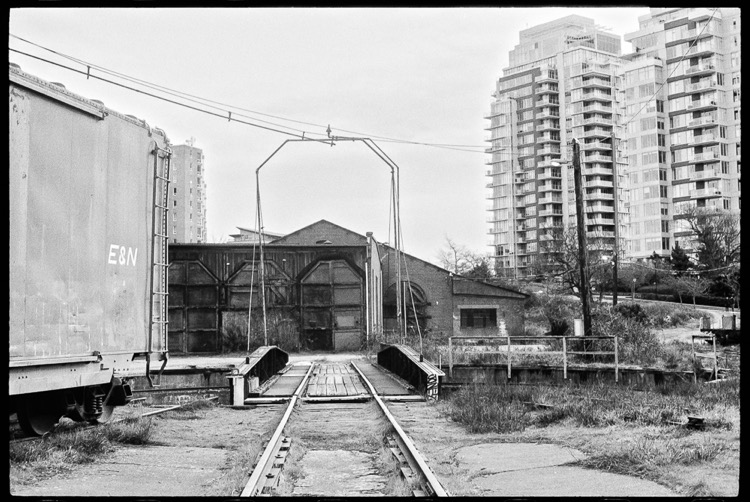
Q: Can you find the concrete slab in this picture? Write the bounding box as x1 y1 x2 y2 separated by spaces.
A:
291 449 387 496
454 443 677 497
456 442 585 472
473 465 678 497
11 445 228 497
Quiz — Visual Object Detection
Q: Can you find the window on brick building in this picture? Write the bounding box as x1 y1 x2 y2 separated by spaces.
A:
460 308 497 328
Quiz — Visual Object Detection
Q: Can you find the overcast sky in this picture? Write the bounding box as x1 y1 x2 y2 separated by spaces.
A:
9 6 651 264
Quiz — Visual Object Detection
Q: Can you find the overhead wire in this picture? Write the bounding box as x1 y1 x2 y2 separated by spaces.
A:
620 8 719 129
9 35 489 154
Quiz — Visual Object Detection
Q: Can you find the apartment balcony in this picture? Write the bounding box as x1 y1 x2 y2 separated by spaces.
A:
524 198 538 206
686 79 719 94
584 166 613 177
693 151 718 162
670 25 719 46
581 141 611 151
667 41 718 62
535 83 559 94
685 62 717 76
537 194 563 204
538 207 564 217
537 183 562 193
691 187 723 199
688 115 717 128
583 103 613 114
587 231 616 239
693 132 719 146
537 146 561 156
536 97 560 107
585 179 612 189
536 107 560 119
538 169 562 181
582 116 613 126
537 120 560 131
484 101 508 119
691 169 721 181
586 203 614 212
537 158 563 168
580 127 612 138
586 217 615 226
538 133 561 143
581 76 612 89
578 89 613 102
583 153 613 164
686 99 718 112
572 62 612 77
515 212 526 220
536 69 559 83
585 192 615 201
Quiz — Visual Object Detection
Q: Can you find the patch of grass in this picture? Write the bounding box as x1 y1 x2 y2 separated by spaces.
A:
205 432 268 497
446 378 740 434
9 414 155 489
580 433 728 478
166 398 217 420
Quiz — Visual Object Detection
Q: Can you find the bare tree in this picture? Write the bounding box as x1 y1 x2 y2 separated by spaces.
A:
437 237 494 279
682 207 740 274
533 224 610 300
682 273 711 308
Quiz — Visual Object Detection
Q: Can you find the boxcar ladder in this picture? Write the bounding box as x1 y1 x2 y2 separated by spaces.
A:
146 143 172 387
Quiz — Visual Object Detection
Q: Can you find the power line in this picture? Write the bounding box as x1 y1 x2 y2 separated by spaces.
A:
9 35 488 154
621 8 719 129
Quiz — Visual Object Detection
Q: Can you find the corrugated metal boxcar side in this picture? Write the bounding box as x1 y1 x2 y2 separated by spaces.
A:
9 64 170 432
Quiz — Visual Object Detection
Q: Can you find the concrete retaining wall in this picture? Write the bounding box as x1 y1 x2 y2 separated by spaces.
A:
443 364 702 387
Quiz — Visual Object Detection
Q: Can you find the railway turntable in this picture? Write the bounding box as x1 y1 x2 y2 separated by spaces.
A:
228 346 442 406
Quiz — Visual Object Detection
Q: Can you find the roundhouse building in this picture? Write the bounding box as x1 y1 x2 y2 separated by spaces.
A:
167 220 527 354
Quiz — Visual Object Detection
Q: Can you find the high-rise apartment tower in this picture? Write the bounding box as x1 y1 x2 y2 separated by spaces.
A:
486 15 628 279
169 139 208 243
622 8 741 260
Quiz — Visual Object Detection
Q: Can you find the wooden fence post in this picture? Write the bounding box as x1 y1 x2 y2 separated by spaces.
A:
448 337 453 378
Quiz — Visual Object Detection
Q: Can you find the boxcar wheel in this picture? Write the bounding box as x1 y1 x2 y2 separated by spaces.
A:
69 385 113 424
16 390 69 436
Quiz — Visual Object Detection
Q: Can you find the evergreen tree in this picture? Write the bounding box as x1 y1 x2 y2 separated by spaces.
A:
670 242 692 275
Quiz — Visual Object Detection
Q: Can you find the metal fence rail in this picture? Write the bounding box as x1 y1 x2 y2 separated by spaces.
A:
448 335 618 382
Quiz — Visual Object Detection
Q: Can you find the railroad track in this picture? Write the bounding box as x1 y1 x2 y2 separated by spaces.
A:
241 361 448 497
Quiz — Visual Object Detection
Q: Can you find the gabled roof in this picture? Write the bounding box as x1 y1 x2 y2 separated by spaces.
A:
375 242 528 299
451 277 527 299
267 219 368 247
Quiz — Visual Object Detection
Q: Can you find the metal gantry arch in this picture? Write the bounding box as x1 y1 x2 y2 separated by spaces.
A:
250 134 404 346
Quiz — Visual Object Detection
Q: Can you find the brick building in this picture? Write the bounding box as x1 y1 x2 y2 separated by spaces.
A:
167 220 527 354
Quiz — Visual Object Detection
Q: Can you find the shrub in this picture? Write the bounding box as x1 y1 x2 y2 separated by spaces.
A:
591 304 662 366
637 302 704 329
614 302 650 326
535 294 578 336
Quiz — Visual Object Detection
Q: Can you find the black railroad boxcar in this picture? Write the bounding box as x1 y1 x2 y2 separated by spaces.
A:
9 63 171 435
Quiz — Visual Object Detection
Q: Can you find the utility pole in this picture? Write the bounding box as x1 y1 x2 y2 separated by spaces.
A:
572 139 592 336
611 132 619 306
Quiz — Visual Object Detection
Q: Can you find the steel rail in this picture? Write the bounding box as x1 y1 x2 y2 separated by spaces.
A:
351 361 449 497
240 362 316 497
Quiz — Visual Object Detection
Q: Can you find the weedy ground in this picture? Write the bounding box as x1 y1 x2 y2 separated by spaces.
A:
442 377 740 496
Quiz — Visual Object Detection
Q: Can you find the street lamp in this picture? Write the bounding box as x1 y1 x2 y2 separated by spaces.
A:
632 278 637 301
